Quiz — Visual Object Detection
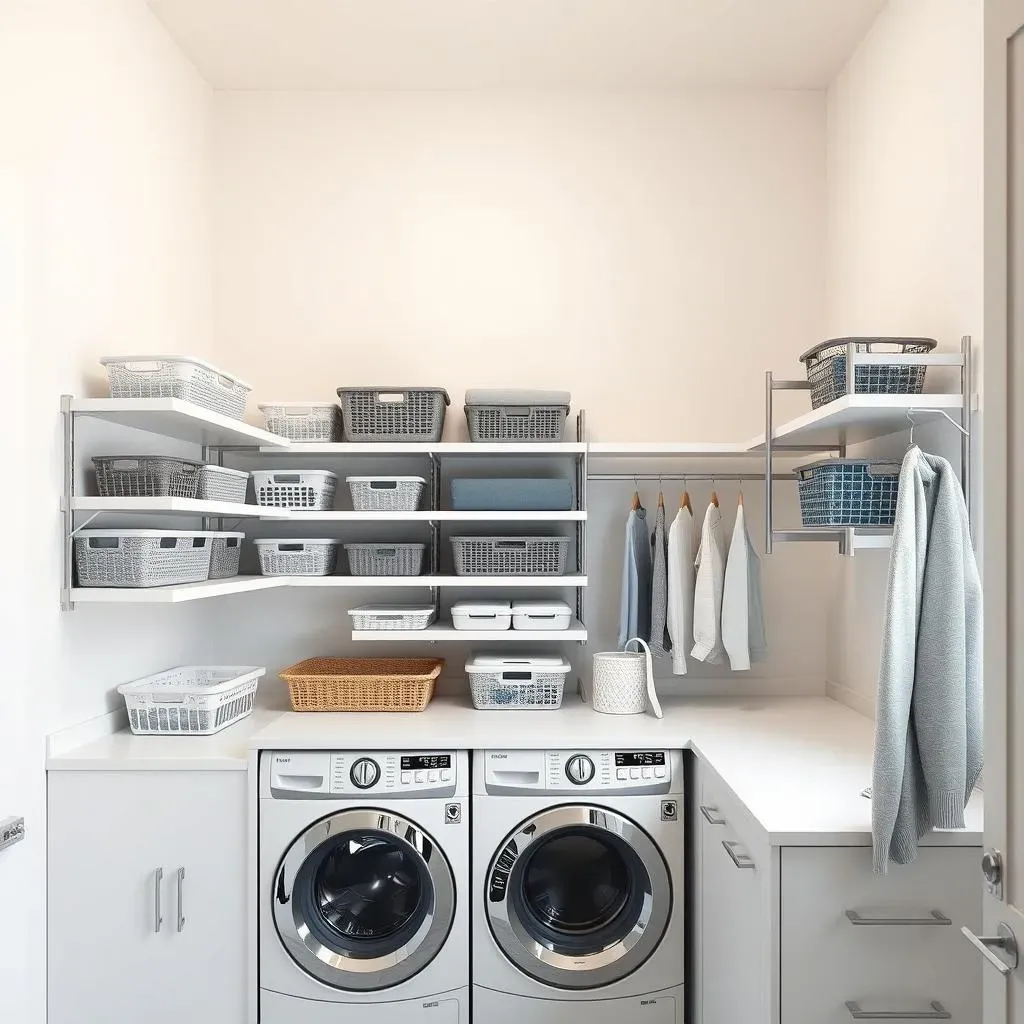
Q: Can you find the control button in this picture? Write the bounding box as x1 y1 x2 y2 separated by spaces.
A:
415 771 426 784
654 765 667 779
565 754 595 785
629 767 641 780
428 770 439 784
641 767 652 780
441 770 453 783
616 769 628 781
350 757 381 790
401 772 412 785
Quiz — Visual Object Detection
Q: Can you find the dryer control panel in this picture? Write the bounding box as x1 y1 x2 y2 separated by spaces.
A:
482 749 676 795
265 750 459 798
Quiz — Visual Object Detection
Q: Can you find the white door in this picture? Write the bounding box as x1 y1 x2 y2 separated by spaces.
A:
979 2 1024 1019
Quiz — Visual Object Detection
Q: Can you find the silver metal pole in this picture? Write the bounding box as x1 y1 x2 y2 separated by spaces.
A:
846 340 857 396
587 472 795 482
961 335 973 536
765 371 774 553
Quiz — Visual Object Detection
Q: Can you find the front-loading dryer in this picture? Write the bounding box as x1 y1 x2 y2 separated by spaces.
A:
473 748 685 1023
259 749 469 1022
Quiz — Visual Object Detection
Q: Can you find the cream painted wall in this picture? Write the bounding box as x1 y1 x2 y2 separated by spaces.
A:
0 2 214 1020
824 0 984 716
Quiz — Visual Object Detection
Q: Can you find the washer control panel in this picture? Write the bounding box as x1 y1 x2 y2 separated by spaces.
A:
483 749 673 795
267 750 457 798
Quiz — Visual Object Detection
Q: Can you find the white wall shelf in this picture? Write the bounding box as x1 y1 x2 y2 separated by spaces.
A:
69 397 289 449
288 575 589 589
351 621 588 642
258 441 587 455
259 509 587 522
589 440 750 457
70 576 281 604
70 497 283 519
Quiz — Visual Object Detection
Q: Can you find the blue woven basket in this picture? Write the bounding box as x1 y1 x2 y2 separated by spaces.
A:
797 459 901 528
799 337 937 409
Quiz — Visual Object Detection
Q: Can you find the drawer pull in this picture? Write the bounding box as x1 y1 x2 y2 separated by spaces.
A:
722 839 755 870
845 1001 950 1020
700 804 727 826
961 923 1019 975
845 909 951 927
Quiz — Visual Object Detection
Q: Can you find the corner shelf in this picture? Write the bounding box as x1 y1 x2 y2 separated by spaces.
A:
70 576 280 604
350 621 588 642
69 497 283 519
258 441 588 455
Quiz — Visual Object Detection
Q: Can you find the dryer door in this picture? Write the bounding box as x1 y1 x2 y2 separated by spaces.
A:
272 808 455 991
485 804 672 990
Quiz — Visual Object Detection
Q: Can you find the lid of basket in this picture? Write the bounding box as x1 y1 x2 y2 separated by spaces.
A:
211 531 246 539
348 604 435 616
345 476 428 484
466 654 571 670
117 666 266 696
510 600 572 614
795 458 904 474
797 337 937 364
337 387 451 405
76 529 222 538
253 537 342 546
202 464 250 478
451 600 513 614
464 387 571 407
252 468 338 479
99 355 251 390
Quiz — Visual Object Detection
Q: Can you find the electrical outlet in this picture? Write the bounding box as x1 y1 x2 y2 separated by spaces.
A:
0 816 25 852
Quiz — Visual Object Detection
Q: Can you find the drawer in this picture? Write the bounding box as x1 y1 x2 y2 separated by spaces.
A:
697 761 766 861
781 846 981 1023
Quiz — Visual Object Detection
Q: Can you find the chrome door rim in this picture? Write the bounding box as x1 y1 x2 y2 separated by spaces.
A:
484 804 671 989
273 808 455 991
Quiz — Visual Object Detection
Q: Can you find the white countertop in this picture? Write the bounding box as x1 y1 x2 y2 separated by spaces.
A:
47 693 984 847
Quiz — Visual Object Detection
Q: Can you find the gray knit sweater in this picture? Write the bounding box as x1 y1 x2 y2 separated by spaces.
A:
872 448 982 872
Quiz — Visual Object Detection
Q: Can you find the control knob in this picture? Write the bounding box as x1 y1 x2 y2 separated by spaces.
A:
565 754 595 786
350 757 381 790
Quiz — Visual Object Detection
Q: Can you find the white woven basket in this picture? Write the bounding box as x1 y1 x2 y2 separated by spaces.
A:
590 638 662 718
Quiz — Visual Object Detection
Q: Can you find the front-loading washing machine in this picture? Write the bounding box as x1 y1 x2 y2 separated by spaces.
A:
473 748 685 1023
259 749 469 1022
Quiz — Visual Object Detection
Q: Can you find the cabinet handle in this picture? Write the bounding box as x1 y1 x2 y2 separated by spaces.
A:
961 923 1019 975
845 1001 950 1020
700 804 727 825
153 867 163 933
845 909 951 927
176 867 186 933
722 839 755 870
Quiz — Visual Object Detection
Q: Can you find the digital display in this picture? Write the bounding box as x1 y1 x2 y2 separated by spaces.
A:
401 754 452 771
615 751 666 767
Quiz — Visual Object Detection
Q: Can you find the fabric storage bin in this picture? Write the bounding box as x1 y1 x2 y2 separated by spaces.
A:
797 459 902 527
348 605 436 631
450 478 573 512
451 536 569 576
279 657 444 712
209 532 244 579
258 402 342 442
451 601 513 631
252 469 337 510
512 600 572 631
347 476 426 512
464 388 571 442
255 538 340 576
100 355 251 419
75 530 213 588
466 654 571 710
118 666 265 736
197 465 249 503
337 387 450 442
93 456 201 499
344 543 425 577
799 338 938 409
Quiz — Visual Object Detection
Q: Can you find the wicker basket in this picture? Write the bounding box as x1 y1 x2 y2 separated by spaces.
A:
93 456 202 499
344 543 425 577
337 387 450 442
75 530 213 588
198 465 249 503
799 338 937 409
797 459 902 527
100 356 251 419
347 476 426 512
451 536 569 576
279 657 444 712
465 404 569 442
209 533 244 579
259 403 343 442
255 539 340 576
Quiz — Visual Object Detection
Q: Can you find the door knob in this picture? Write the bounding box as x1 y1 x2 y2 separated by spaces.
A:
961 923 1018 975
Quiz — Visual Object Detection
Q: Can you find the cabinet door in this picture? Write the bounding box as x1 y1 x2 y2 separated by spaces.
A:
48 771 246 1024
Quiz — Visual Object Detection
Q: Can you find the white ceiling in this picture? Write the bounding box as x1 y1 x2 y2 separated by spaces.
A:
147 0 886 91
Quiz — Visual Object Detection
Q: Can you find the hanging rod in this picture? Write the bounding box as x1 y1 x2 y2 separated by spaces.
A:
588 472 796 482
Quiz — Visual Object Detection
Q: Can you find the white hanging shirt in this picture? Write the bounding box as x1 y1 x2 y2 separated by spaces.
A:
667 506 695 675
691 501 728 665
722 503 767 671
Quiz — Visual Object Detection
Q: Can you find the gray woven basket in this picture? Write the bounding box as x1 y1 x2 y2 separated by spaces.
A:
797 459 902 527
337 387 450 442
198 465 249 503
347 477 426 512
465 404 569 442
344 543 426 576
209 534 244 579
93 456 201 499
255 539 340 576
451 536 569 576
75 531 213 588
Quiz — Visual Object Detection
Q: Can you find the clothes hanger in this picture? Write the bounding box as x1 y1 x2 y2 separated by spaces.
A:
907 409 917 450
680 473 692 513
631 474 641 511
657 474 665 510
738 474 744 508
710 476 719 508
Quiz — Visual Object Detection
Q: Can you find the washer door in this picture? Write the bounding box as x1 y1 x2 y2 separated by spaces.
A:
273 808 455 991
485 805 671 990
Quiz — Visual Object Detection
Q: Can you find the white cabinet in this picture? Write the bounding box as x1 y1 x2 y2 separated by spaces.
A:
48 770 247 1024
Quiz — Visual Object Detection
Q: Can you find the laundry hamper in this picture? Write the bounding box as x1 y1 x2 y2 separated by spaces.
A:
796 459 902 528
118 666 265 736
252 470 337 510
93 456 201 499
75 530 213 588
451 536 569 576
348 605 436 631
799 338 937 409
100 356 251 419
465 655 571 710
197 465 249 503
258 402 343 442
279 657 444 712
464 388 571 442
347 477 426 512
255 539 340 576
337 387 450 442
344 543 425 577
209 533 245 579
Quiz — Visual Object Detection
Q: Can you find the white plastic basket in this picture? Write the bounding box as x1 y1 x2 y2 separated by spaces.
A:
209 533 244 579
75 530 214 588
512 600 572 631
253 470 338 510
259 402 342 442
100 356 251 420
348 605 437 631
466 655 570 710
198 465 250 503
118 666 265 735
255 539 340 576
347 476 426 512
451 601 512 631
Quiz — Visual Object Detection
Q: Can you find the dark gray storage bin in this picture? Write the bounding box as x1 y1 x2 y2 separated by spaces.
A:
450 478 573 512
